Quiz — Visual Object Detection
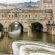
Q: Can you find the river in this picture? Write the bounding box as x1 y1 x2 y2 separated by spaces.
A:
0 32 55 53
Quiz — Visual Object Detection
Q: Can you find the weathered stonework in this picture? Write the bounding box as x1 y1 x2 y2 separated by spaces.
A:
0 0 54 35
0 8 52 33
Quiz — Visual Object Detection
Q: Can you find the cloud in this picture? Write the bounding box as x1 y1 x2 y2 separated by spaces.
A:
0 0 38 3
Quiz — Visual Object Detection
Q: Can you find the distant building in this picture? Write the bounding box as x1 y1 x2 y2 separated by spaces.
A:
40 0 52 9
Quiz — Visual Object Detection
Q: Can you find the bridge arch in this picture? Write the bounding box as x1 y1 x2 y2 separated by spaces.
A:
0 23 4 32
31 22 43 32
8 22 24 38
8 22 23 33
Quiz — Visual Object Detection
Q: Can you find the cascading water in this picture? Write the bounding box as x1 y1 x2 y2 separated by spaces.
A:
8 22 21 39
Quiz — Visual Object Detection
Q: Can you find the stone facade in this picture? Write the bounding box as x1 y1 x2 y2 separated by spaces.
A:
39 0 55 35
40 0 53 9
0 8 52 32
0 0 54 35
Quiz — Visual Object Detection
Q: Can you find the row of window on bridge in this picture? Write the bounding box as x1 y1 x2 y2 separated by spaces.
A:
0 13 52 19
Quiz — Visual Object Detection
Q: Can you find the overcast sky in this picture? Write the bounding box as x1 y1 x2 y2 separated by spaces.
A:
0 0 39 3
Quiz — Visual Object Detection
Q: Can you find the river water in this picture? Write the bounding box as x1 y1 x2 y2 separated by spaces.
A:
0 32 55 53
17 32 55 43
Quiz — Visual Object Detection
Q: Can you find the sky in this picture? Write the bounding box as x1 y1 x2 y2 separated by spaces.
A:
0 0 39 4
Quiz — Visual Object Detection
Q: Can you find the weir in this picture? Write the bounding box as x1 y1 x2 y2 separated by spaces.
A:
12 41 55 55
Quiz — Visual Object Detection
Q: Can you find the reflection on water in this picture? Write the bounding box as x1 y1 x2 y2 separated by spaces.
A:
8 29 21 39
9 31 55 44
19 32 52 43
0 32 55 53
8 22 22 38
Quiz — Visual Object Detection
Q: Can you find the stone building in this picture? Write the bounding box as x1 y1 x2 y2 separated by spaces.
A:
0 0 54 35
40 0 52 9
0 8 52 32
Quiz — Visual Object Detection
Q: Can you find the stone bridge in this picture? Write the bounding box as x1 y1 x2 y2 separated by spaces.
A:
0 8 53 32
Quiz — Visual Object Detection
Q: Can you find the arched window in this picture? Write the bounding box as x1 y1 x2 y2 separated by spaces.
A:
15 14 17 17
0 23 4 32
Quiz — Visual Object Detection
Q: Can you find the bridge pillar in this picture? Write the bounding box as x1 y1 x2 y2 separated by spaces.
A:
43 28 47 32
43 24 47 32
27 25 32 37
52 35 55 43
50 25 55 35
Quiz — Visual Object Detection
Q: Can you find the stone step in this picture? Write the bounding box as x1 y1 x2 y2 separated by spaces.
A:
0 53 13 55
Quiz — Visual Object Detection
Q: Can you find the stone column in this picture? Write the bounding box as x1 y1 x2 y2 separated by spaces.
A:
40 0 43 10
0 32 2 38
28 25 32 38
43 23 47 32
53 0 55 23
